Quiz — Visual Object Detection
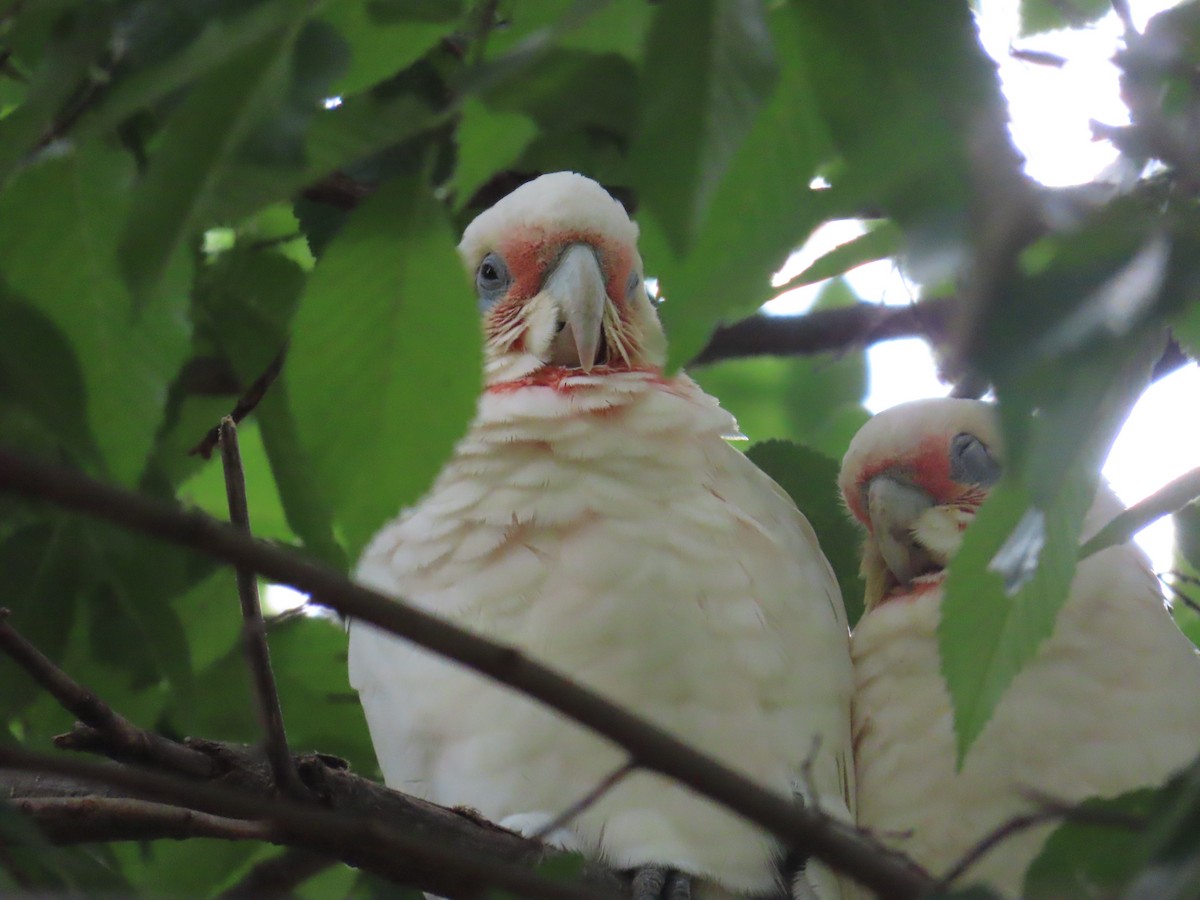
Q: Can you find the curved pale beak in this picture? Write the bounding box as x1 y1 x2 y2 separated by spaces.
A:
543 243 607 372
867 476 936 587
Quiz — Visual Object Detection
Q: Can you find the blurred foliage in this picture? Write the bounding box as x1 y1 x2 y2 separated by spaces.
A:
0 0 1197 895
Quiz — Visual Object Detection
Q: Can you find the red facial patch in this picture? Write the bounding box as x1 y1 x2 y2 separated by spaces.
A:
497 228 634 307
847 434 961 530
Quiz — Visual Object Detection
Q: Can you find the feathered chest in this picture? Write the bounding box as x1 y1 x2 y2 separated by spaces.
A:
358 376 767 610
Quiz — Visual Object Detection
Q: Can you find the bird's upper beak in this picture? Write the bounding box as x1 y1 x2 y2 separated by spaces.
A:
866 475 937 588
542 243 608 373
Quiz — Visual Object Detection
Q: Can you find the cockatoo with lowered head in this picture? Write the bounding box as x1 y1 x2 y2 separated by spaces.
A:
840 398 1200 896
348 173 854 899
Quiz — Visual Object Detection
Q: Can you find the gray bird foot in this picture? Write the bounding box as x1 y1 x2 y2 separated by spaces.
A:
630 864 691 900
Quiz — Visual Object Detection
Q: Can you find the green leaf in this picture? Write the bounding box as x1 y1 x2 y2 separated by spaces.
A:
1174 294 1200 361
1121 756 1200 899
194 247 305 380
0 3 114 184
0 145 192 485
288 173 480 559
0 802 130 892
630 0 778 254
0 520 91 717
367 0 465 22
117 10 316 306
75 1 320 137
86 529 201 699
172 569 243 675
218 84 452 227
453 99 538 207
1019 0 1111 36
647 5 834 368
0 292 99 466
788 0 1008 274
1177 504 1200 573
256 381 349 569
1025 790 1155 899
321 0 455 95
939 473 1095 764
268 615 375 768
747 440 865 626
774 221 901 293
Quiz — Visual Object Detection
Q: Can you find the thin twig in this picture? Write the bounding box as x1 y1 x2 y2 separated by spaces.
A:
1112 0 1139 40
219 848 336 899
12 796 277 844
0 449 934 900
219 418 304 798
190 345 287 458
1080 465 1200 559
531 760 637 842
0 610 214 777
0 745 607 900
936 797 1146 890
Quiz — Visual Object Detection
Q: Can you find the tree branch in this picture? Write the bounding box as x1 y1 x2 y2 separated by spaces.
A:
219 848 336 899
0 610 214 777
218 417 304 798
0 449 933 900
935 796 1145 891
0 745 603 900
689 299 954 367
1080 464 1200 559
10 796 279 844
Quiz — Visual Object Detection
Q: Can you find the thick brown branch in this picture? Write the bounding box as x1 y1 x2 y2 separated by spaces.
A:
0 746 601 900
0 611 214 777
689 299 954 367
0 449 933 899
219 418 304 798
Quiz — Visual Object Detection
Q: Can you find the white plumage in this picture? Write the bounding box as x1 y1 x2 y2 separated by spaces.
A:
348 173 854 898
841 398 1200 896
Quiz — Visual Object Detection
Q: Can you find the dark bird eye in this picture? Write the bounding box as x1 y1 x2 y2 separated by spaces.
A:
950 432 1002 487
626 270 641 297
476 252 511 310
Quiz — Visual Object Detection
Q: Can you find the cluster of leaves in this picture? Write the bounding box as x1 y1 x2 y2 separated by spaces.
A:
0 0 1199 895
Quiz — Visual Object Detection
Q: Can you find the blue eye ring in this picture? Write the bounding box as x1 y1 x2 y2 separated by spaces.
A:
950 432 1002 487
476 252 511 310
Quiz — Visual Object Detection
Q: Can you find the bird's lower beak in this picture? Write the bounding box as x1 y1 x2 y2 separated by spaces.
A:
866 476 937 588
543 244 608 373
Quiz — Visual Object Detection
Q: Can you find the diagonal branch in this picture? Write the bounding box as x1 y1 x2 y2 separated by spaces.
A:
690 299 954 367
218 417 304 798
0 448 933 900
1080 464 1200 560
0 745 604 900
218 848 336 899
0 610 214 777
0 616 570 895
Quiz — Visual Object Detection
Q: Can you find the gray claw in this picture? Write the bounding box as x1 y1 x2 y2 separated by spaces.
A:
630 865 691 900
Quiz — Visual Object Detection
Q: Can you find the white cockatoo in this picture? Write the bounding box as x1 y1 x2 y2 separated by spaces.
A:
348 173 854 899
840 398 1200 896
